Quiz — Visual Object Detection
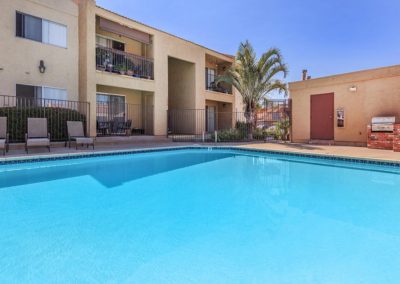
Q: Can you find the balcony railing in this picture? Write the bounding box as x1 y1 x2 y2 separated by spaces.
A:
205 72 232 94
96 45 154 80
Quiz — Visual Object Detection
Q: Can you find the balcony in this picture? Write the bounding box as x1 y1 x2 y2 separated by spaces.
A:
205 54 233 94
205 71 232 94
96 45 154 80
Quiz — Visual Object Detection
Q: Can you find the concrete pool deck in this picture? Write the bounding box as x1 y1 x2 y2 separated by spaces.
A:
239 143 400 162
0 137 399 163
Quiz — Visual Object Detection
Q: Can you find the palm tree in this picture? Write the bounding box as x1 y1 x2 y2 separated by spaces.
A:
217 41 288 139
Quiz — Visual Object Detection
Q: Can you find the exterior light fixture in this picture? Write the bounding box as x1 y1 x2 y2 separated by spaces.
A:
349 85 357 92
38 60 46 73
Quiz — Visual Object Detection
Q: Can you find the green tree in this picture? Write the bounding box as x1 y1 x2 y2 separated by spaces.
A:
217 41 288 139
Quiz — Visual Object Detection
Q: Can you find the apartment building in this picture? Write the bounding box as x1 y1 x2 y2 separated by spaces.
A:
0 0 242 137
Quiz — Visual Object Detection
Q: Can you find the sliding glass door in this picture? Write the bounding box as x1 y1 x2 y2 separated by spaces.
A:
96 93 126 122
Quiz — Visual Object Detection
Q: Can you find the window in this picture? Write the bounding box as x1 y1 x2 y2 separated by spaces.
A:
272 112 281 121
42 20 67 47
206 68 216 89
96 35 112 48
112 40 125 51
16 12 42 41
42 87 67 101
16 84 67 101
96 34 124 51
96 93 126 122
16 12 67 48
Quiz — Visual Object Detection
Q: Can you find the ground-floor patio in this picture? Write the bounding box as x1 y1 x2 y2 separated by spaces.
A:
1 137 399 163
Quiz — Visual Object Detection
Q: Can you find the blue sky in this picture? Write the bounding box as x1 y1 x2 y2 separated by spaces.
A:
97 0 400 83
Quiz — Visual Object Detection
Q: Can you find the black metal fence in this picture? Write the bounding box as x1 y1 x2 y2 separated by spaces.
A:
96 102 153 136
168 99 291 142
96 45 154 80
0 95 89 142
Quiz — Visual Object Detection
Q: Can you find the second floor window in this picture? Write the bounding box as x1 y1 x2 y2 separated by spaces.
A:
206 68 216 89
16 12 67 48
96 35 125 51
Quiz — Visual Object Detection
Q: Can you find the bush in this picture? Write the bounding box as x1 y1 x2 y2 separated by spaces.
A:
253 128 276 140
274 119 291 141
212 128 246 142
0 107 87 142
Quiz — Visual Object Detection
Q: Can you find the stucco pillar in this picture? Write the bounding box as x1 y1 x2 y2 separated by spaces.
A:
78 0 97 136
152 37 168 136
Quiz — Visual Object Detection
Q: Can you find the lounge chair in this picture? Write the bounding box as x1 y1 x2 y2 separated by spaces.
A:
67 121 94 149
25 118 50 153
0 117 9 155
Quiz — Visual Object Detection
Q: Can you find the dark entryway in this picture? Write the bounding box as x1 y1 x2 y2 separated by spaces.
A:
310 93 334 140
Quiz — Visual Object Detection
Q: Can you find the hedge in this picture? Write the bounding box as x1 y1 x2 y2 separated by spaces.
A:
0 107 87 142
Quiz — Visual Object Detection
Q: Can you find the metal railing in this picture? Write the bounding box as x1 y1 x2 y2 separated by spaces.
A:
96 45 154 80
205 72 232 94
96 102 153 136
0 95 90 142
168 99 291 142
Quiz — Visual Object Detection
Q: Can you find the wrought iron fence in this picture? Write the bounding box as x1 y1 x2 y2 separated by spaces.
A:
168 99 291 142
0 95 90 142
96 102 153 136
96 45 154 80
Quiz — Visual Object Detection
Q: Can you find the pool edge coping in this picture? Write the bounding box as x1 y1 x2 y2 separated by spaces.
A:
0 145 399 167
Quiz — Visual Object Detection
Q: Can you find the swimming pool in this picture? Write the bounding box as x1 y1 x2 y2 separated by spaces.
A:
0 148 399 283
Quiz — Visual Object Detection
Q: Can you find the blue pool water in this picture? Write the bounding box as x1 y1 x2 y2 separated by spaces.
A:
0 149 399 283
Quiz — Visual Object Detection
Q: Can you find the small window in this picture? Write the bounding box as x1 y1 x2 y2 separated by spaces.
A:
206 68 216 89
16 84 40 99
96 35 111 48
42 87 67 101
16 12 42 42
112 40 125 51
16 84 67 100
16 12 67 48
272 112 281 121
42 20 67 48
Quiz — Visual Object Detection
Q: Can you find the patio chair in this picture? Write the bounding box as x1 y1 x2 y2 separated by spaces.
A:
25 118 50 153
97 121 110 136
116 119 132 136
67 121 94 149
0 117 9 155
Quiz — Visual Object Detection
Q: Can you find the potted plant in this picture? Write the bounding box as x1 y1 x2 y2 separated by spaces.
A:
114 64 126 75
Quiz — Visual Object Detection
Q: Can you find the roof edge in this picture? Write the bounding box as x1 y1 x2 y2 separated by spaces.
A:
96 5 235 60
289 64 400 87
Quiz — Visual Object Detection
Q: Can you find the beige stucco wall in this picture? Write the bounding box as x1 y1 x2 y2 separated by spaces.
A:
168 57 196 110
289 65 400 144
1 0 241 137
85 5 239 136
0 0 79 100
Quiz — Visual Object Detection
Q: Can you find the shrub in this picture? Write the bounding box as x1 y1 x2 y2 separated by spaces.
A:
212 128 246 142
275 119 291 141
0 107 87 142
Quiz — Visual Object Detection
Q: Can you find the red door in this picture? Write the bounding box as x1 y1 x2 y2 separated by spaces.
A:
310 93 334 140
